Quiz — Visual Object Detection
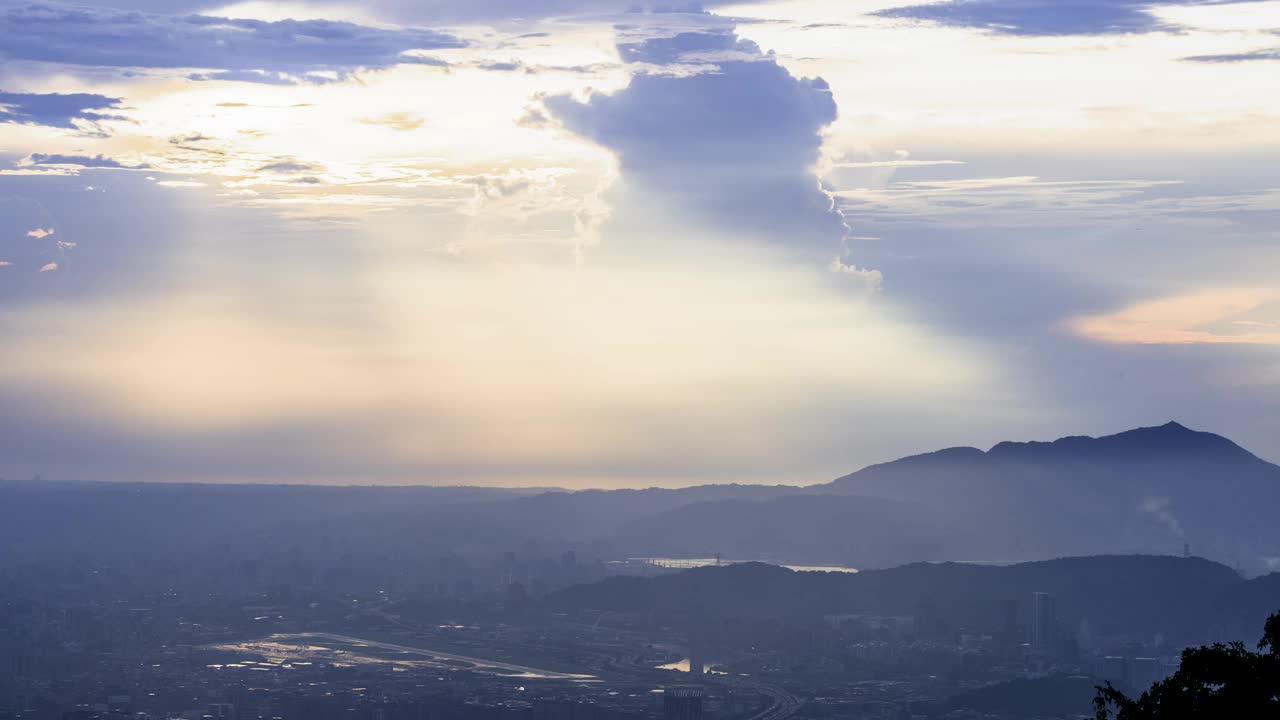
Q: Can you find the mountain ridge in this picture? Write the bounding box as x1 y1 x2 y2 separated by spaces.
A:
820 421 1273 490
548 553 1270 644
609 420 1280 574
4 421 1278 576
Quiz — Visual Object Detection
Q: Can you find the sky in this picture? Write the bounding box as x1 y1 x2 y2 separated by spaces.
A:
1 0 1278 486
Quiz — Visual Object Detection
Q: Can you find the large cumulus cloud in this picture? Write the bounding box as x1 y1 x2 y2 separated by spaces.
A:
545 27 873 280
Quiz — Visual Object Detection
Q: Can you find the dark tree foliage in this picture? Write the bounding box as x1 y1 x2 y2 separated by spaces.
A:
1094 612 1280 719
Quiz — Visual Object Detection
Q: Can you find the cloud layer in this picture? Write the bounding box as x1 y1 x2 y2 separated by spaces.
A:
2 0 1280 483
876 0 1258 36
1 2 465 81
0 90 125 129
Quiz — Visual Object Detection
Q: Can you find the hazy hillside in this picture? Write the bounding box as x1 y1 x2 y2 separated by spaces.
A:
613 494 952 567
4 422 1278 575
550 556 1273 644
812 422 1280 572
592 422 1280 572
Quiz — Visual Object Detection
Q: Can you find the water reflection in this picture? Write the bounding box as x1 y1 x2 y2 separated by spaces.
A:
619 558 858 573
211 632 594 681
655 658 727 675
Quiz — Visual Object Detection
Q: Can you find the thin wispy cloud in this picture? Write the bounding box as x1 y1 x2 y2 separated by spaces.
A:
26 153 149 169
359 112 427 131
1068 289 1280 345
833 160 966 169
833 176 1280 228
874 0 1263 36
1184 48 1280 63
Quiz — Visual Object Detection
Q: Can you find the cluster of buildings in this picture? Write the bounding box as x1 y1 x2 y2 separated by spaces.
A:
0 542 1190 720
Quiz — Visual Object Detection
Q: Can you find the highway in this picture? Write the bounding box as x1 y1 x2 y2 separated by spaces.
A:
698 671 800 720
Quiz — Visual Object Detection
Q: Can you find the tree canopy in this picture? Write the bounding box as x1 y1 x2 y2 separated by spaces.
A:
1094 612 1280 719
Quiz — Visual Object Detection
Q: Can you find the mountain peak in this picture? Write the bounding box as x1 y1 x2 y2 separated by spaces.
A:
984 421 1261 465
827 422 1271 491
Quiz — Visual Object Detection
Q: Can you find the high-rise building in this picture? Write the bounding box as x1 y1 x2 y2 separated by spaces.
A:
663 687 704 720
1001 598 1020 646
688 606 707 675
687 641 705 676
913 595 940 639
1032 591 1057 653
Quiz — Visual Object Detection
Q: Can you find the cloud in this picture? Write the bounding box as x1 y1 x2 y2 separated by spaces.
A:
26 153 149 169
358 112 426 131
144 0 745 24
1138 496 1184 539
38 262 58 272
1184 48 1280 63
26 228 54 239
833 159 965 169
829 257 883 293
257 161 323 173
478 60 527 72
0 90 126 129
544 27 862 267
833 176 1220 228
0 2 465 81
614 25 748 64
874 0 1256 37
353 1 742 24
399 53 451 68
1067 289 1280 345
188 70 306 85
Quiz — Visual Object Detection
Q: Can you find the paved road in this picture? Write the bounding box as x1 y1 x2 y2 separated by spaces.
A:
605 646 800 720
716 675 800 720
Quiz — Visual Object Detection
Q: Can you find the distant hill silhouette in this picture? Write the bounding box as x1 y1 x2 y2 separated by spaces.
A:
802 421 1280 572
827 421 1271 485
4 422 1278 576
549 555 1277 644
608 423 1280 573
